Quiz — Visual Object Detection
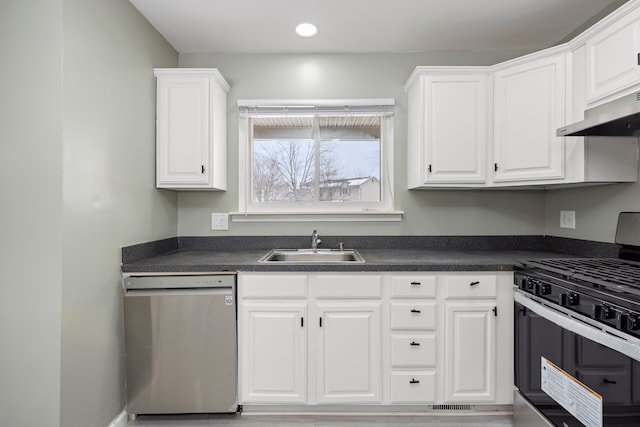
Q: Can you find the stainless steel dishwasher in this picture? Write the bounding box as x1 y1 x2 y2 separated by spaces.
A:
123 274 237 416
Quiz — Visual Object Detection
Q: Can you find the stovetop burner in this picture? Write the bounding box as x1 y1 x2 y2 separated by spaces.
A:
521 258 640 299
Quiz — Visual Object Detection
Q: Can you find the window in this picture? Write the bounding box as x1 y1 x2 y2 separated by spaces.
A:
236 100 398 221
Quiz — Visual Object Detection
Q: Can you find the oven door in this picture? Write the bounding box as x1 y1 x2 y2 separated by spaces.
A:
514 292 640 427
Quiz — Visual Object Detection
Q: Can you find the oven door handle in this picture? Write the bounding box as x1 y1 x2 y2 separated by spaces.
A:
515 291 640 363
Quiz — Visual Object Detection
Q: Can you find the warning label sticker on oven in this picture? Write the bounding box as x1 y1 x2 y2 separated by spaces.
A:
541 357 603 427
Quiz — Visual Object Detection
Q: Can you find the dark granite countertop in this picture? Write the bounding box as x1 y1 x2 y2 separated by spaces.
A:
121 235 619 274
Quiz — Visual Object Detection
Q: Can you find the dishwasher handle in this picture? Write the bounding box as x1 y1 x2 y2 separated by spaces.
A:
124 274 235 290
125 287 233 298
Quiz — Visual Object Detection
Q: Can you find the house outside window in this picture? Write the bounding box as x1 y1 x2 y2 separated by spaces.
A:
236 99 397 220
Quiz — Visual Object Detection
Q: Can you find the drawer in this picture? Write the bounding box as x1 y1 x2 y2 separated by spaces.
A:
391 275 436 298
240 274 307 298
391 302 436 330
390 372 437 404
316 274 382 298
442 274 498 299
391 335 436 367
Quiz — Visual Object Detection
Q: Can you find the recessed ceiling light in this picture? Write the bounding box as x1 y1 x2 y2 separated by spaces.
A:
296 23 318 38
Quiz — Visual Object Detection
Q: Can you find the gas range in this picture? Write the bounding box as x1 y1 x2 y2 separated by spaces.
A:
513 212 640 427
515 257 640 339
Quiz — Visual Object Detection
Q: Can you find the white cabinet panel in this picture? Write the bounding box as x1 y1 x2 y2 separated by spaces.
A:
240 274 307 298
586 7 640 103
240 303 307 403
444 303 496 402
316 274 383 298
493 55 565 182
317 303 382 403
405 69 489 187
424 75 488 183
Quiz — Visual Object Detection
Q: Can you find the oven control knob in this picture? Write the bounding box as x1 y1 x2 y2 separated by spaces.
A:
534 282 550 296
600 305 614 320
526 278 536 291
539 283 551 295
560 293 579 306
616 313 628 330
627 315 640 330
592 304 602 319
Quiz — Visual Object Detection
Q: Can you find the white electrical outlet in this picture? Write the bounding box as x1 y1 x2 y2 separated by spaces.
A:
560 210 576 229
211 213 229 231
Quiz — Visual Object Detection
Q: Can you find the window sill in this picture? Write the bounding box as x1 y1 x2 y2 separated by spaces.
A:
229 211 404 223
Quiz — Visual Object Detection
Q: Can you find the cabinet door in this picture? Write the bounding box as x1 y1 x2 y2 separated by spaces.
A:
586 9 640 103
444 302 496 402
316 303 382 403
240 303 307 403
421 74 488 184
493 55 565 182
156 75 211 187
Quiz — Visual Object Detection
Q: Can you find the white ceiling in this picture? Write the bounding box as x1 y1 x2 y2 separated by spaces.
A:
129 0 626 54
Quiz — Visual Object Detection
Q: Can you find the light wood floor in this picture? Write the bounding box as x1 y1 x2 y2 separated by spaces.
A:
128 413 514 426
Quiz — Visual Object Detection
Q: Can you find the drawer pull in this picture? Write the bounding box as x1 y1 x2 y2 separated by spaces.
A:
469 281 480 286
410 378 420 384
603 378 617 385
410 309 421 314
410 341 420 346
410 281 421 286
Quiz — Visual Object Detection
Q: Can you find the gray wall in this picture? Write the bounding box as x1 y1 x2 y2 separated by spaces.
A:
545 183 640 243
1 1 178 426
178 52 549 237
60 1 178 426
0 1 64 425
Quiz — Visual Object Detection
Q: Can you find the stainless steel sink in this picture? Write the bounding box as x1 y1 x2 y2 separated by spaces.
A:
258 248 365 263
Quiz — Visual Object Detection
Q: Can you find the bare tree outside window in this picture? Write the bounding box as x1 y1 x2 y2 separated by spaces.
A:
251 115 382 204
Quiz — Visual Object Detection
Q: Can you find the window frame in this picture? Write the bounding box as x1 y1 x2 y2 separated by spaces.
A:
234 99 400 222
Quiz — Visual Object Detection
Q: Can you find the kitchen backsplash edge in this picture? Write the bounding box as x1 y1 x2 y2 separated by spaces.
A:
121 237 179 264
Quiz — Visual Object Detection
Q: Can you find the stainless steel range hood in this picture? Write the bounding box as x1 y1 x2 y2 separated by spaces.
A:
557 91 640 137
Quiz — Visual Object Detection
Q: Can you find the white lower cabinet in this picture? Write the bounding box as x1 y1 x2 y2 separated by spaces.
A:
240 303 307 403
238 271 513 408
316 303 382 403
441 273 514 405
444 303 496 402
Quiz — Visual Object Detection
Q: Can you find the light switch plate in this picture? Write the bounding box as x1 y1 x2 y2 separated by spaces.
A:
211 213 229 230
560 210 575 229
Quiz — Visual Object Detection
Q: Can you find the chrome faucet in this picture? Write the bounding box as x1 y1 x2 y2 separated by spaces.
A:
311 229 322 250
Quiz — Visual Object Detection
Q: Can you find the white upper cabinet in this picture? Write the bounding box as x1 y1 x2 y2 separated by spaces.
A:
585 5 640 104
404 1 640 190
405 69 490 187
154 68 230 190
493 53 566 183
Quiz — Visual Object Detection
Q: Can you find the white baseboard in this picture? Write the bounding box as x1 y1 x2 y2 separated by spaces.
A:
108 410 127 427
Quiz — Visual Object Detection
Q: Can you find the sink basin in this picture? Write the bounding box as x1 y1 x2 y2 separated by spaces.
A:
258 248 365 263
